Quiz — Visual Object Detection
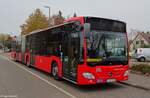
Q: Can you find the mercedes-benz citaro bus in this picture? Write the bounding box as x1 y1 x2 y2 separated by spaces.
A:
11 16 129 85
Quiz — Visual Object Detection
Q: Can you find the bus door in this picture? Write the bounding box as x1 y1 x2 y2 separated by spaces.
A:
62 32 80 81
30 35 36 65
21 36 26 63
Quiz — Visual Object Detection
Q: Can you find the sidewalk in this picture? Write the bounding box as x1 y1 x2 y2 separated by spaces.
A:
121 72 150 90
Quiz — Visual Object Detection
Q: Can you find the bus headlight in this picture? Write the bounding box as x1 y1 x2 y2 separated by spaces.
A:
82 72 95 80
124 70 129 76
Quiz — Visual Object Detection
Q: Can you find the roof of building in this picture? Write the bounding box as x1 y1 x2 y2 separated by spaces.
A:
140 33 150 43
129 32 150 46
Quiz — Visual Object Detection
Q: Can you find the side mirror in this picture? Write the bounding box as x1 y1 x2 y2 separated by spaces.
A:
73 21 83 32
84 23 91 38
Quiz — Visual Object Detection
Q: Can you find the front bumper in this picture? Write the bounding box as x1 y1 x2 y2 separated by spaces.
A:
77 65 129 85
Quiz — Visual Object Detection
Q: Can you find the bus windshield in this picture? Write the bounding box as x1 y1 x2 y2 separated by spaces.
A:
86 31 128 66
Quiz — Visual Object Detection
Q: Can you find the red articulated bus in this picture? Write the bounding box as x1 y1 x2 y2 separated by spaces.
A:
11 16 129 85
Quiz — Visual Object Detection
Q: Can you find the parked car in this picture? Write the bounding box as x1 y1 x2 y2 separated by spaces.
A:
4 47 11 52
134 48 150 62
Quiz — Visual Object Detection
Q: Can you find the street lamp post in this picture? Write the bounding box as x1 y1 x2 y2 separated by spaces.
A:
44 6 51 27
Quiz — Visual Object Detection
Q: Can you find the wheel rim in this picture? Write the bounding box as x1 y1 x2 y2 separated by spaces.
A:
27 59 30 66
27 61 29 66
52 65 58 76
14 56 16 61
141 58 145 62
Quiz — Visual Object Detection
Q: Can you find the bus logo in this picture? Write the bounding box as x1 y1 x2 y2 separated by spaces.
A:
108 72 113 77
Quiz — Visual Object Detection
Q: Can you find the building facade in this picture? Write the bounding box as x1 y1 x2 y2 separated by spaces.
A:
129 32 150 51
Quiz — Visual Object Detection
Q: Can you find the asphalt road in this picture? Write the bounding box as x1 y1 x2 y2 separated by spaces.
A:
0 54 150 98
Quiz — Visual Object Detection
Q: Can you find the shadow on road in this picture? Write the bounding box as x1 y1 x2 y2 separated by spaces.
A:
62 80 125 92
15 61 126 93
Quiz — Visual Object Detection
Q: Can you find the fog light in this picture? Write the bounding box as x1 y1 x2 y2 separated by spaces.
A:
124 70 129 76
82 72 95 80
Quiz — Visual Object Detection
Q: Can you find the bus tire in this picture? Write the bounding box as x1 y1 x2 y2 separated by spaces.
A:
52 62 60 80
13 54 17 62
26 57 31 67
14 56 17 62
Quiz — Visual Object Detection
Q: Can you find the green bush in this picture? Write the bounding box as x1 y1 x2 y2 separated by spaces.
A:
143 44 150 48
130 64 150 74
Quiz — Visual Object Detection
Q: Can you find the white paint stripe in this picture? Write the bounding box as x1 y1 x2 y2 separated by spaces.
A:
2 56 77 98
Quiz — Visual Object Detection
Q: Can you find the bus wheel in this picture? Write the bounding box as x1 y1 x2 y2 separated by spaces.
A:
14 56 17 62
26 58 31 67
52 63 60 80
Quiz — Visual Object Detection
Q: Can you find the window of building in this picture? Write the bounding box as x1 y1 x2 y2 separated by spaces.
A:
136 41 139 44
141 40 144 44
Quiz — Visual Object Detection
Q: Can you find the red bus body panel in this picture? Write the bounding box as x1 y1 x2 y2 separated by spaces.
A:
34 55 63 78
77 64 128 85
65 16 84 25
10 51 16 60
18 52 22 62
35 56 51 73
10 51 22 62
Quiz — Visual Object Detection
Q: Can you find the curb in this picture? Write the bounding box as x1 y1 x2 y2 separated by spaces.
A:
119 81 150 91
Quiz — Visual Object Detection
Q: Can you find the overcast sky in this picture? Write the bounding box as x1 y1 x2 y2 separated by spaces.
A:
0 0 149 35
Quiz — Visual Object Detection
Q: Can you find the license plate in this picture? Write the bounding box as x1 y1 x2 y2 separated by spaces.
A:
97 79 103 83
106 79 116 83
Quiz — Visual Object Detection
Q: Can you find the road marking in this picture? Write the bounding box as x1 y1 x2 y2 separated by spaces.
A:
2 56 77 98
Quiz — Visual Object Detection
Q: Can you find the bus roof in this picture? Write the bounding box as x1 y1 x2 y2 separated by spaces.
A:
65 16 126 25
23 16 126 37
23 21 76 37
